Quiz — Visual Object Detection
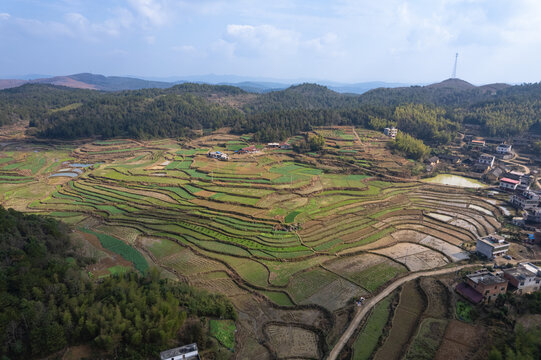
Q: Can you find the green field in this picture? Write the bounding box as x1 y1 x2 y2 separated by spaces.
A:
404 318 448 360
0 131 498 359
456 301 474 322
353 295 393 360
210 319 236 349
349 263 406 292
80 228 149 274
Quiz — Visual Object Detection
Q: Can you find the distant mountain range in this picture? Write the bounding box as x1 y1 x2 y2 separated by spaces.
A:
0 73 511 95
0 73 412 94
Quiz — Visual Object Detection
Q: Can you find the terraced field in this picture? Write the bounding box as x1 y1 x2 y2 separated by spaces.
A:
0 130 503 359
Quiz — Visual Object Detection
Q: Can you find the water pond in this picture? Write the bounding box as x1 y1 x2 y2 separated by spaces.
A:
422 174 485 188
50 172 79 178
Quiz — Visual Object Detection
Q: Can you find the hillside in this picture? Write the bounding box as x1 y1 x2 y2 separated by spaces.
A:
426 78 476 90
2 79 541 141
0 206 236 359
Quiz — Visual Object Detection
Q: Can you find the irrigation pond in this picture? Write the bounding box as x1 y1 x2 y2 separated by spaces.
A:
422 174 485 188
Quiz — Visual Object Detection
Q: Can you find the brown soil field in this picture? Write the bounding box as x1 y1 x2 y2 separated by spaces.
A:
301 278 366 311
373 281 426 360
390 229 428 243
372 243 449 271
325 253 392 275
419 278 450 318
516 314 541 329
160 248 227 275
435 320 485 360
265 324 320 359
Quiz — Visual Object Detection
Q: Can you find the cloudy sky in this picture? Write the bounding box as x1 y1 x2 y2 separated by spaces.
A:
1 0 540 84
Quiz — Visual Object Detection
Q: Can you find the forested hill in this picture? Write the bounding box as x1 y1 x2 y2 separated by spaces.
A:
2 79 541 142
0 206 236 359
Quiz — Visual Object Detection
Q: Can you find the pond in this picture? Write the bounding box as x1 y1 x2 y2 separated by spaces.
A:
50 172 79 178
422 174 485 188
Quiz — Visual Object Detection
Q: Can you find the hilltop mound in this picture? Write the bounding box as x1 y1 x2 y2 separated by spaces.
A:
426 78 476 90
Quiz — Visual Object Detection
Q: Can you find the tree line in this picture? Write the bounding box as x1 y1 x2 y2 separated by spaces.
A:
0 206 236 359
3 81 541 145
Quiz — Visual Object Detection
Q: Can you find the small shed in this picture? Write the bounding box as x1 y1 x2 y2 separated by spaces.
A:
160 343 200 360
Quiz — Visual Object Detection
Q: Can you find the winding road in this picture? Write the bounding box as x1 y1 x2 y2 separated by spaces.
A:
326 263 481 360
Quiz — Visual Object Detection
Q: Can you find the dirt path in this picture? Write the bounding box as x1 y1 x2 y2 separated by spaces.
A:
326 263 481 360
352 126 363 146
500 153 541 188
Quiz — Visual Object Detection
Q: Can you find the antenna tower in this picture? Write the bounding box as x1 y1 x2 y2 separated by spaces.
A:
451 52 458 79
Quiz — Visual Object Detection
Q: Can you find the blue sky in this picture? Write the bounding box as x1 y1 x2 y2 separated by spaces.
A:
1 0 540 84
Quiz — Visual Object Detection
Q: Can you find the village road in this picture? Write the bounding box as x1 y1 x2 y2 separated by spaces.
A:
326 263 482 360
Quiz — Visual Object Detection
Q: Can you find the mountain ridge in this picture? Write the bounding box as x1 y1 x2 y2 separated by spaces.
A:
1 73 498 94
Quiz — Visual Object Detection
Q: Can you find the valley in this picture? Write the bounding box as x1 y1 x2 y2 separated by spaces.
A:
0 125 511 359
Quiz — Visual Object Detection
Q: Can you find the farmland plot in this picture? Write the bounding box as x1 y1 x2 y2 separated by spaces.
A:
0 131 504 359
372 243 449 271
265 324 320 359
419 236 469 262
373 281 425 360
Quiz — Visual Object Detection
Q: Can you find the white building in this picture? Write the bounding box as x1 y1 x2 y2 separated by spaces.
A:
478 154 495 168
511 190 540 210
500 177 520 191
497 144 513 155
504 263 541 294
207 151 229 161
384 127 398 138
160 343 200 360
476 234 510 259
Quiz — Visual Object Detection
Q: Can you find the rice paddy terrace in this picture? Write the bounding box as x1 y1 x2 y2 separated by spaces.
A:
0 129 504 359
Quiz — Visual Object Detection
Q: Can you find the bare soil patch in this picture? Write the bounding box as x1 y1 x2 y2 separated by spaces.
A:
265 324 320 359
435 320 485 360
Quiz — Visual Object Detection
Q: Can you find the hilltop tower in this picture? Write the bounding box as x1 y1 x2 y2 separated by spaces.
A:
451 53 458 79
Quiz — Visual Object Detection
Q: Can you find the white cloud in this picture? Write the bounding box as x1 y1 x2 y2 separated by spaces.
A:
172 44 195 52
127 0 171 26
0 13 10 20
223 24 300 57
144 35 155 44
211 39 235 59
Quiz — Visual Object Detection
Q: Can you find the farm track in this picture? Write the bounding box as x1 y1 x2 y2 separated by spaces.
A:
326 263 483 360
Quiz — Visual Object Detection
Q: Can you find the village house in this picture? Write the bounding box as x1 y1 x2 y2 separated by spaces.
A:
500 177 520 191
425 156 439 167
478 154 495 168
440 154 461 164
484 167 503 183
473 163 490 174
383 127 398 138
497 143 513 155
279 142 292 150
469 139 486 150
512 216 525 227
267 142 280 148
518 174 533 192
510 190 540 210
456 270 508 304
526 208 541 224
160 343 200 360
503 171 532 191
237 145 258 154
466 271 508 301
207 151 229 161
504 263 541 294
476 234 510 259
